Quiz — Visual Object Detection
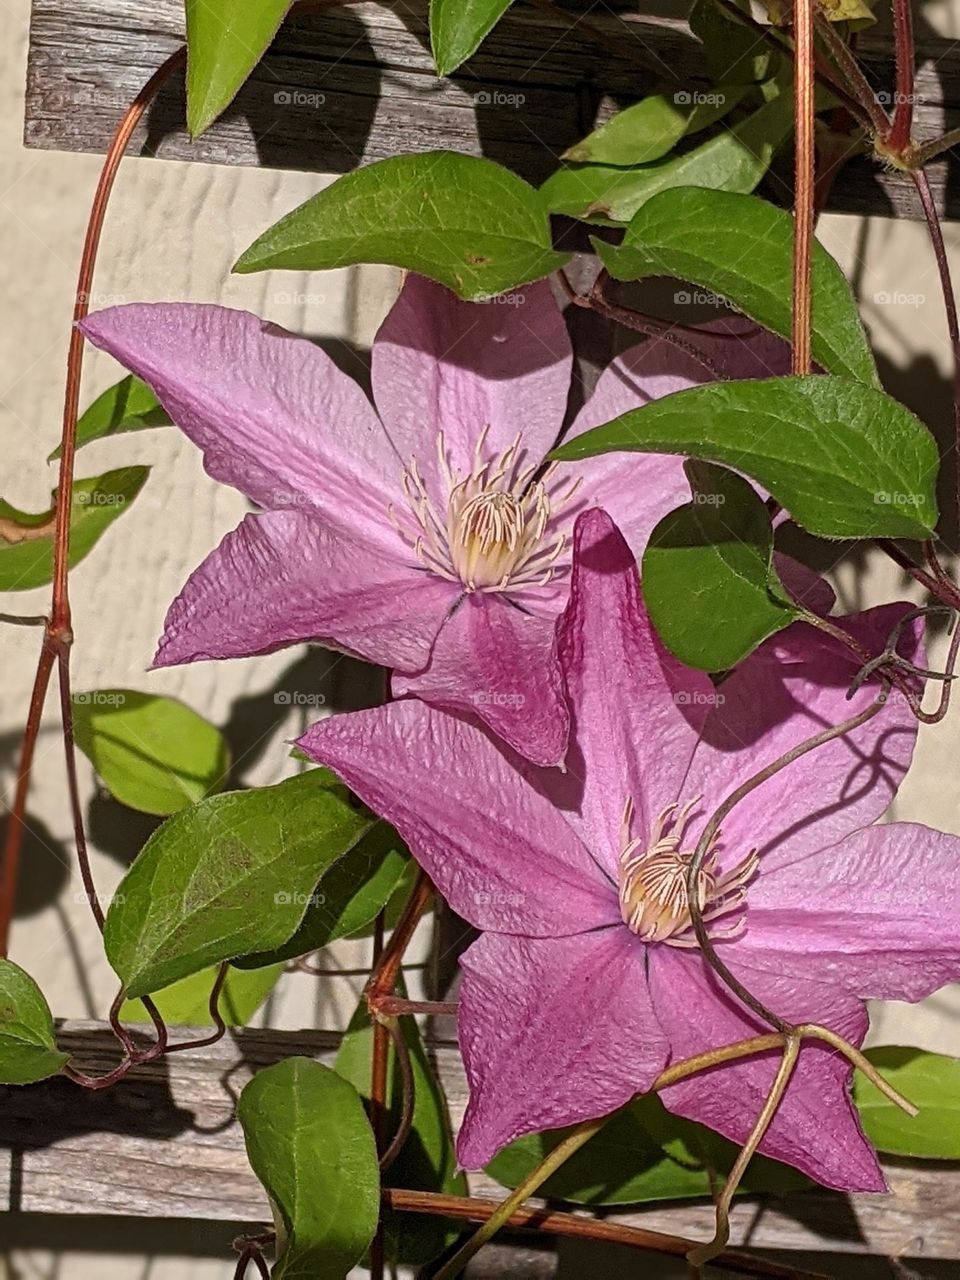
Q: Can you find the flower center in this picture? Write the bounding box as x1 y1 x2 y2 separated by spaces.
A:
618 797 758 948
391 427 582 593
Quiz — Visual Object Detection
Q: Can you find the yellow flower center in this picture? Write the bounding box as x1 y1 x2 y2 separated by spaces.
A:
391 427 582 593
618 797 758 948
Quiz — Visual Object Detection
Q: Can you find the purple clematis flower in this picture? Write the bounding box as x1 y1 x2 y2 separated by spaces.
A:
80 275 785 765
298 508 960 1190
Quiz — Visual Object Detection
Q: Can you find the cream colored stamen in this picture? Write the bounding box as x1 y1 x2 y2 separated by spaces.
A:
390 427 582 592
618 797 758 948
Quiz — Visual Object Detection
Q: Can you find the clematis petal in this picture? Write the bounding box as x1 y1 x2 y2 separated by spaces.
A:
685 603 923 868
80 304 400 548
154 509 458 672
742 821 960 1002
392 593 569 767
650 947 884 1192
557 509 715 871
555 340 707 558
297 700 619 937
456 928 668 1169
371 274 572 507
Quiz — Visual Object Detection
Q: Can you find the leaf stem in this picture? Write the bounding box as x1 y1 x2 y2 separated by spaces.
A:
431 1117 607 1280
688 1034 802 1266
888 0 916 153
792 0 816 375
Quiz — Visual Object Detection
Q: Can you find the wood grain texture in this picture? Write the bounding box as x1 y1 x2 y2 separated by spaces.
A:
22 0 960 219
1 1020 958 1265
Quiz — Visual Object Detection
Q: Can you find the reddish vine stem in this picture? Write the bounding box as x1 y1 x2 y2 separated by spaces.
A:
812 12 890 136
888 0 916 152
912 167 960 532
0 46 186 959
369 911 389 1280
792 0 816 376
386 1190 825 1279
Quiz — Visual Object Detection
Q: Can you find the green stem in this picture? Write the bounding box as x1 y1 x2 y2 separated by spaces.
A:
431 1117 606 1280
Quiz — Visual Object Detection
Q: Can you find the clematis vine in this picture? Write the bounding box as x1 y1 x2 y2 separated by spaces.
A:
299 507 960 1189
80 276 786 765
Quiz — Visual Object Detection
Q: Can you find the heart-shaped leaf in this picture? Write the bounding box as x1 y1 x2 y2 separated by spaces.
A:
564 87 746 166
73 689 231 816
552 375 938 540
186 0 293 137
488 1091 806 1205
336 988 466 1266
233 822 409 969
235 152 569 300
643 461 802 670
542 85 793 224
0 467 149 593
238 1058 380 1279
595 187 877 384
119 962 285 1028
0 961 69 1084
104 771 373 998
854 1047 960 1158
49 376 169 461
430 0 514 75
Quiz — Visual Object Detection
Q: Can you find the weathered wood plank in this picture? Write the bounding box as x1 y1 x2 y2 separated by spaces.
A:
22 0 960 220
1 1019 958 1266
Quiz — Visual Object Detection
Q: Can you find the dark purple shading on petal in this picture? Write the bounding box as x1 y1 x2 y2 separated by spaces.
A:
557 509 714 872
393 593 569 767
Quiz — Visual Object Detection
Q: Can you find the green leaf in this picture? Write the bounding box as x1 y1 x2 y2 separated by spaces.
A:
552 375 938 540
103 771 373 999
596 187 877 385
233 822 410 969
234 152 570 300
73 690 231 816
119 961 284 1027
185 0 293 137
541 85 793 224
0 466 149 593
430 0 513 75
643 462 801 671
689 0 773 85
238 1058 380 1279
336 990 466 1266
564 87 746 166
488 1092 806 1205
0 960 69 1084
49 376 170 461
854 1047 960 1159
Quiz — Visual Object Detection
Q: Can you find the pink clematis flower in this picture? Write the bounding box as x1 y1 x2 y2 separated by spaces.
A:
80 276 785 765
299 508 960 1189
